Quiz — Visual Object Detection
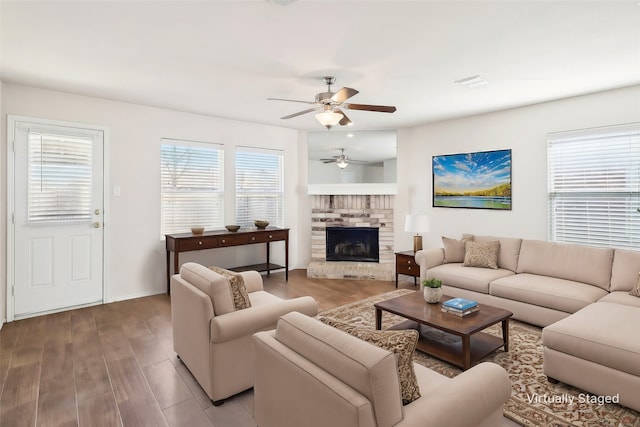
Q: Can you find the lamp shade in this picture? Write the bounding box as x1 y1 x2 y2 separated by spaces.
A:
404 214 430 233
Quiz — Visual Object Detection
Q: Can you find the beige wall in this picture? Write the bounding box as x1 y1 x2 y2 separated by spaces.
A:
2 82 639 323
1 84 301 322
394 85 640 252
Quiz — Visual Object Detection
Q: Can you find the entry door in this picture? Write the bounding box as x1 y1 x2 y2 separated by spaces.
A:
11 119 104 318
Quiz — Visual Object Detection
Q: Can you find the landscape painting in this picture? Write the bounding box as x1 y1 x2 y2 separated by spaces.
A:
432 149 512 210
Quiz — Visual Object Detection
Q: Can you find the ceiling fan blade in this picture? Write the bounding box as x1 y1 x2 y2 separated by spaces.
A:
344 103 397 113
321 159 337 163
335 108 352 126
267 97 316 105
280 108 317 120
331 87 359 103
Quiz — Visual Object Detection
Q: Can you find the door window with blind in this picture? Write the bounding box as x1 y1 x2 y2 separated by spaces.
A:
161 139 224 235
28 132 94 223
235 147 284 228
548 123 640 250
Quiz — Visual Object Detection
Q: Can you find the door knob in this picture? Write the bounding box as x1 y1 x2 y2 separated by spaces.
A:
93 222 101 228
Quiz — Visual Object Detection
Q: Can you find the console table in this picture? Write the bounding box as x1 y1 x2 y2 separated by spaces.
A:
165 227 289 293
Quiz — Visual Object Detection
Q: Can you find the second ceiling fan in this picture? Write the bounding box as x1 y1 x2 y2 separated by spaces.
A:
268 76 396 129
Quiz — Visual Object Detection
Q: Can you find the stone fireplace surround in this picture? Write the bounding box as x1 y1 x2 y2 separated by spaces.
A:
307 195 394 281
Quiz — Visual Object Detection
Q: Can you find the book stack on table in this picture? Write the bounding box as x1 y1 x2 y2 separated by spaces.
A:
441 297 479 317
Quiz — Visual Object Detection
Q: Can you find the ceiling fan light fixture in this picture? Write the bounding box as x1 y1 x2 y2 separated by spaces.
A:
336 159 349 169
315 109 343 128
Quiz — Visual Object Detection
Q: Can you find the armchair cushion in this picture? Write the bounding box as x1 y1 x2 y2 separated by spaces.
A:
208 266 251 310
319 317 421 405
180 262 235 315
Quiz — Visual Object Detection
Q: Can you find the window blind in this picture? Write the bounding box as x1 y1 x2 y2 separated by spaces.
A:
28 131 93 223
161 140 224 235
235 147 284 228
548 123 640 250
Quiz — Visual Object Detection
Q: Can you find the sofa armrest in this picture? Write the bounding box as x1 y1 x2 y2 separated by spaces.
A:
241 270 264 293
171 276 215 386
402 362 511 427
415 248 445 281
210 296 318 343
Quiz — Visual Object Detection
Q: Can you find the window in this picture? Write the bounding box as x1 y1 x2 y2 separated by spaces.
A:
235 147 284 228
548 123 640 249
161 139 224 235
28 131 94 223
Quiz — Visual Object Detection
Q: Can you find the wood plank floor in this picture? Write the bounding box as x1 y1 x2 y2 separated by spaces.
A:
0 270 517 426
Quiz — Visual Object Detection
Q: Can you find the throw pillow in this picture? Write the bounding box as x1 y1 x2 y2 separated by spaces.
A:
463 240 500 269
208 266 252 310
630 273 640 297
318 317 421 405
442 235 474 263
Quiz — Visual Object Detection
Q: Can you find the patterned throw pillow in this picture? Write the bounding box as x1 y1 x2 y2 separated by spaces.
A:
630 273 640 297
208 266 252 310
442 235 474 263
463 240 500 269
319 317 421 405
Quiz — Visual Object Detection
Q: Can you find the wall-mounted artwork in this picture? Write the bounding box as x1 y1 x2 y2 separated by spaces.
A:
432 149 512 210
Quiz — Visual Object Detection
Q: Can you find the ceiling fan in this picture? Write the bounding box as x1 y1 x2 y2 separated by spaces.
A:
320 148 368 169
268 76 397 129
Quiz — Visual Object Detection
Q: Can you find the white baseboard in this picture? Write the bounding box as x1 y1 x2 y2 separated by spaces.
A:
106 289 167 303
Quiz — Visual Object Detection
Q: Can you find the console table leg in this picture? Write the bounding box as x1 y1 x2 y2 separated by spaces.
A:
166 250 170 294
266 242 271 276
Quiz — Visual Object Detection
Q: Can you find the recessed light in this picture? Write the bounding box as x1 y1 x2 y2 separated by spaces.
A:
347 133 354 138
455 75 489 88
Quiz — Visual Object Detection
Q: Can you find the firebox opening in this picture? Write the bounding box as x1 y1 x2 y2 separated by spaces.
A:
326 226 379 263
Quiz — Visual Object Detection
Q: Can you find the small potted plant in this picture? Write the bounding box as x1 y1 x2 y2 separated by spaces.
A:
421 278 443 304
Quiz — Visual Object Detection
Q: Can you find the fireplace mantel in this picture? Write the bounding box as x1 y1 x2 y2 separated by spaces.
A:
307 183 398 195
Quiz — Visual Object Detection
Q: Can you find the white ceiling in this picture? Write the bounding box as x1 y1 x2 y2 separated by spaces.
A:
2 1 639 131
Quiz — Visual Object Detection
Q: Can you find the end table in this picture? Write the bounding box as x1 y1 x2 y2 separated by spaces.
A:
395 250 420 288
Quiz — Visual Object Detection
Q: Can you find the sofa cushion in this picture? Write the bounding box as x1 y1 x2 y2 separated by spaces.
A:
442 235 473 263
319 317 420 405
543 302 640 376
428 264 514 294
275 312 403 427
516 240 614 291
490 273 608 314
598 291 640 308
610 249 640 292
180 262 235 315
208 266 252 310
463 241 500 269
474 235 522 272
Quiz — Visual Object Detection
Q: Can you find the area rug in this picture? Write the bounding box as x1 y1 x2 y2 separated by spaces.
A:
319 289 640 427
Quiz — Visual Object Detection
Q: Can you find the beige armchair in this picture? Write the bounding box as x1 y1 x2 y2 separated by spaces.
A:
254 312 511 427
171 262 318 405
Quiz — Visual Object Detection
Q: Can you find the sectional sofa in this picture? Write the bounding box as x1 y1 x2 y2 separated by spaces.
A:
415 235 640 412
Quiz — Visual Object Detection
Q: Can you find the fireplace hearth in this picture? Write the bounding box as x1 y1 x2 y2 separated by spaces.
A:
326 227 379 263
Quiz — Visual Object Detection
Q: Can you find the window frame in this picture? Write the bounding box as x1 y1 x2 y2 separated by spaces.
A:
547 122 640 250
160 138 225 236
234 146 285 228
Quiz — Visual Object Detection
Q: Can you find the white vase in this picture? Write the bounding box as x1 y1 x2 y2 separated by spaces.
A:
423 287 442 304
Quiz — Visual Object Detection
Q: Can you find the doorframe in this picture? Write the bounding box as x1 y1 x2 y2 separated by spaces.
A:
6 115 110 322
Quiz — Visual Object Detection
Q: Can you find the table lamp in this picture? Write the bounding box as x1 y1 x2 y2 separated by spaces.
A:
404 213 430 253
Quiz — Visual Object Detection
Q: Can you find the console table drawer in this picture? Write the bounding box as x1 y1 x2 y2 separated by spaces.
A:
250 229 289 243
178 236 219 251
219 234 251 246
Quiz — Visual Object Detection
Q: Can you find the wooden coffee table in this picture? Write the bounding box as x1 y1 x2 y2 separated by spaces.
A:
374 292 512 370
